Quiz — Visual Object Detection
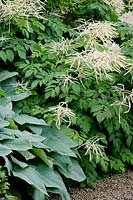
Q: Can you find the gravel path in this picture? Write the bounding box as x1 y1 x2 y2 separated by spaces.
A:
51 170 133 200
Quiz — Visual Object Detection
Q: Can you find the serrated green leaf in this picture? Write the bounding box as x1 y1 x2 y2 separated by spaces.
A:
31 80 39 89
17 49 26 59
6 49 14 62
0 50 7 62
96 112 106 123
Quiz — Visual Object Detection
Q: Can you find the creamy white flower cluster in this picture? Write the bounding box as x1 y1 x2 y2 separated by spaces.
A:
0 0 45 21
103 0 125 15
119 11 133 25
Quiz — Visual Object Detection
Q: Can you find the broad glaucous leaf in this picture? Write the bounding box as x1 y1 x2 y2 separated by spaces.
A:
0 71 18 82
0 144 12 156
13 166 48 195
14 114 47 125
36 164 71 200
52 153 86 182
42 124 78 157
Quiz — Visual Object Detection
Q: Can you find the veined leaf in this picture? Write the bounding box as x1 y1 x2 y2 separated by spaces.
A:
11 91 32 101
10 155 28 168
32 148 53 167
0 144 12 156
42 125 78 157
2 138 32 151
0 120 9 128
13 166 48 195
37 164 71 200
0 97 12 119
52 153 86 182
19 151 35 161
4 157 13 176
0 71 18 82
14 114 47 125
6 49 14 62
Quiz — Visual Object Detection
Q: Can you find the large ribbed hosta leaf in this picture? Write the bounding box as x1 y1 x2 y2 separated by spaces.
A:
2 138 32 151
0 143 12 156
0 71 18 82
52 153 86 182
13 166 48 195
14 114 47 125
0 97 12 119
42 124 78 157
35 164 71 200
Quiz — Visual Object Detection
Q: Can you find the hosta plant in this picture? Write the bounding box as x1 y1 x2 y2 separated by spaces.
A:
0 70 86 199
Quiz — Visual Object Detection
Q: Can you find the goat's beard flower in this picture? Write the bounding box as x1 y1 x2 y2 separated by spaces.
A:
103 0 125 15
112 85 133 122
77 137 105 161
119 11 133 25
0 0 45 21
46 38 72 57
77 21 118 47
49 102 75 129
67 44 127 80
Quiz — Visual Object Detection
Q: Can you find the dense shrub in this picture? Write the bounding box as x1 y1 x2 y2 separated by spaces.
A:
0 0 132 198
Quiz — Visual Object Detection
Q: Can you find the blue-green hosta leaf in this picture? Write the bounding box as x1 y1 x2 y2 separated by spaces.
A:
13 166 48 195
14 114 47 125
0 128 16 140
0 71 18 82
33 189 45 200
2 138 32 151
10 155 28 168
19 151 35 161
0 144 12 156
28 125 44 135
42 125 78 157
36 164 70 200
4 157 13 176
52 153 86 182
0 97 12 119
0 120 9 128
11 91 32 101
16 130 45 143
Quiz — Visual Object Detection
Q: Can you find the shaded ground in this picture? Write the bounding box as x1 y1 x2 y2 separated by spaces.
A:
51 170 133 200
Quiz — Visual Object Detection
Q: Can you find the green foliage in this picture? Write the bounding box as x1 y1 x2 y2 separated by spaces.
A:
0 166 17 200
0 71 85 199
0 0 133 197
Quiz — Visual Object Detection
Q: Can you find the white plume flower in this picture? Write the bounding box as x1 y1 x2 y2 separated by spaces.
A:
103 0 125 15
49 102 75 129
119 11 133 25
67 43 127 80
77 20 118 46
0 0 45 21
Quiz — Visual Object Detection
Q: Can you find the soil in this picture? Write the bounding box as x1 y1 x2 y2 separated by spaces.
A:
50 170 133 200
